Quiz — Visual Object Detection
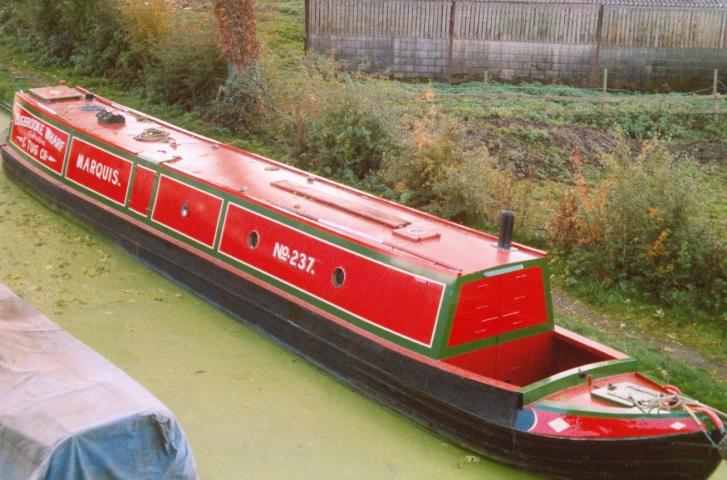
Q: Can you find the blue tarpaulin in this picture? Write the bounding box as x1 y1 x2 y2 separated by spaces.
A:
0 284 198 480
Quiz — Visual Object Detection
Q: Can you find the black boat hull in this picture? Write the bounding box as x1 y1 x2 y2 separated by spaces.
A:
2 147 722 480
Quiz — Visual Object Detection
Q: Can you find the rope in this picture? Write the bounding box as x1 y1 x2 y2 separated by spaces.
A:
133 128 176 147
627 385 727 449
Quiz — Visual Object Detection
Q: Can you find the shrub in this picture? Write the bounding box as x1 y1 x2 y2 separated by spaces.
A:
115 0 173 82
259 56 401 184
207 65 270 135
144 13 227 109
297 96 397 183
547 140 727 313
381 92 536 233
0 0 173 83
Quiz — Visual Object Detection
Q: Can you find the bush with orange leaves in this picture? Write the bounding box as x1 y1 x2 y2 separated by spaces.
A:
380 89 535 234
547 138 726 313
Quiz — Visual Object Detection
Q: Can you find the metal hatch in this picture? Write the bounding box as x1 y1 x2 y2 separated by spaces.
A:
592 382 667 409
271 180 410 228
29 85 82 102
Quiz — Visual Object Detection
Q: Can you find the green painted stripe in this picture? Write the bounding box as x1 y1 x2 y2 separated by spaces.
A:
442 322 552 359
147 170 161 220
213 201 228 252
534 400 692 419
483 264 523 277
521 358 638 404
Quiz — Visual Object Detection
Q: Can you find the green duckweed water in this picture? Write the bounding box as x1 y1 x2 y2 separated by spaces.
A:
0 113 538 479
1 113 724 479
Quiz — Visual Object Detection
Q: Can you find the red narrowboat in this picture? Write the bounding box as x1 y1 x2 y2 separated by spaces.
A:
1 85 725 479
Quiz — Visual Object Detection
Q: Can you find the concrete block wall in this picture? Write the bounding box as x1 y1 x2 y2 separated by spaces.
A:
310 35 727 90
600 47 727 91
452 41 597 86
309 35 450 78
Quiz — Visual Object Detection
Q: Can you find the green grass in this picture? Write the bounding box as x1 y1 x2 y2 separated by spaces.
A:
554 271 727 358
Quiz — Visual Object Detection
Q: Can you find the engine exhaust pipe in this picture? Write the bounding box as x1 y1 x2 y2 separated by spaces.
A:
497 210 515 250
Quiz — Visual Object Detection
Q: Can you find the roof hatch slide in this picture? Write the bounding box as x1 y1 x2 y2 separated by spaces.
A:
29 85 82 102
271 179 411 228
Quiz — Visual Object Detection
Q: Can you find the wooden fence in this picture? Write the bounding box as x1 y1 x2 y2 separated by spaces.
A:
454 3 601 43
308 0 727 49
306 0 727 87
310 0 452 38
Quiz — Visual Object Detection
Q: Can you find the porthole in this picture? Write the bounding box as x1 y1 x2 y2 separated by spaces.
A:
332 267 346 287
247 230 260 249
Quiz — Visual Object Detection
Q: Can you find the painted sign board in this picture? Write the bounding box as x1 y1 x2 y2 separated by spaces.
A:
65 137 134 206
10 104 70 174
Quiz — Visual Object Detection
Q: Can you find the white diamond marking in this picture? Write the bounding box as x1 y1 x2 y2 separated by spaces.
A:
548 417 570 433
670 421 687 431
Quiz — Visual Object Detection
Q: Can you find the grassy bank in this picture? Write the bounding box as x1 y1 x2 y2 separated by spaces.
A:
0 0 724 409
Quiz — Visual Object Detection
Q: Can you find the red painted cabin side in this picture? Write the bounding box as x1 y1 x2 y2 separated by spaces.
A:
6 86 633 397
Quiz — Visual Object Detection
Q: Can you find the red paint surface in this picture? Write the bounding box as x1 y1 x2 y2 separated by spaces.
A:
530 407 702 438
9 104 69 174
20 88 547 276
448 267 547 347
444 330 611 385
151 175 223 247
65 137 133 205
129 166 156 216
219 203 444 345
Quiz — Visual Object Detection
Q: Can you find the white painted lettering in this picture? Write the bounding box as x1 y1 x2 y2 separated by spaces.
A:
272 242 316 275
74 152 122 187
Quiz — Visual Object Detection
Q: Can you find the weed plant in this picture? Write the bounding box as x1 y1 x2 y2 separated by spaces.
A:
547 140 727 315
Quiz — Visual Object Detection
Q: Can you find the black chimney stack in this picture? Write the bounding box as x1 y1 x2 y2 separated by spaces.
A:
497 210 515 250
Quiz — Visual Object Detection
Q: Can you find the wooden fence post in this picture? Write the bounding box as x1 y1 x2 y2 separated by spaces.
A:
601 68 608 110
593 4 605 87
714 69 720 121
483 70 489 103
304 0 310 53
448 0 457 83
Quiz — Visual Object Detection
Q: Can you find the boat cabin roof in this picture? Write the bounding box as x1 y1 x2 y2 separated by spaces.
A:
23 85 545 276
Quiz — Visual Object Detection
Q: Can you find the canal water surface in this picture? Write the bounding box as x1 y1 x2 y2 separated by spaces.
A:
0 113 724 479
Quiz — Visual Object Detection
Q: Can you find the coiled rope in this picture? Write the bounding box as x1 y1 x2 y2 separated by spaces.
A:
134 128 176 147
628 384 726 449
